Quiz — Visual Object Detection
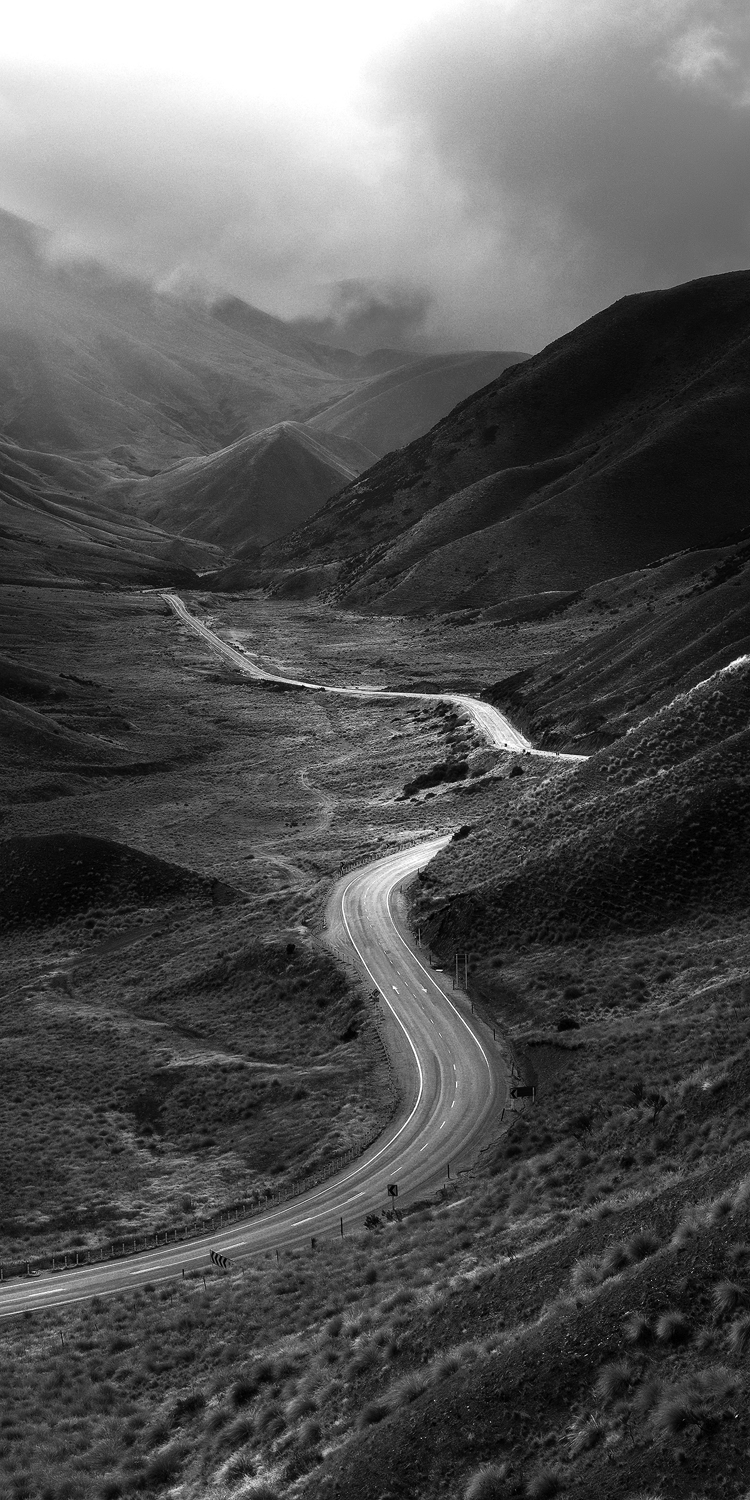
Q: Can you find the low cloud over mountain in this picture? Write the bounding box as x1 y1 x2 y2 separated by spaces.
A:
1 2 749 351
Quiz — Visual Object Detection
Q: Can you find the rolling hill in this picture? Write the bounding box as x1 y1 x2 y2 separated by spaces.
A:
113 422 378 553
0 438 218 586
261 269 750 615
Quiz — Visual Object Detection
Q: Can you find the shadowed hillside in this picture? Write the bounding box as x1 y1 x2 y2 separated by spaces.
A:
413 655 750 955
309 349 527 457
262 269 750 614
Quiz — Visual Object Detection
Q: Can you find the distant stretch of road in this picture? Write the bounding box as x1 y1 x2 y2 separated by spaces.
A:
162 592 585 761
0 840 503 1318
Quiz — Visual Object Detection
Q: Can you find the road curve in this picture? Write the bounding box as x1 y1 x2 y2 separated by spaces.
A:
0 841 506 1319
163 593 586 761
0 591 576 1318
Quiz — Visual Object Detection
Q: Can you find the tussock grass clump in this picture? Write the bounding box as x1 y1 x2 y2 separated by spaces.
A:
525 1465 562 1498
569 1417 605 1456
232 1482 282 1500
632 1377 665 1418
357 1398 390 1428
142 1440 187 1487
463 1461 509 1499
385 1370 430 1408
728 1313 750 1357
623 1312 651 1345
655 1311 691 1345
570 1255 598 1290
222 1447 256 1485
651 1388 698 1437
571 1228 660 1291
296 1416 321 1448
712 1280 745 1320
285 1393 317 1422
650 1367 739 1440
594 1359 634 1406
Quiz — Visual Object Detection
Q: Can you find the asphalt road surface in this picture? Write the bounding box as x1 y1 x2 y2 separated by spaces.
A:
0 840 505 1319
0 594 573 1318
163 593 585 761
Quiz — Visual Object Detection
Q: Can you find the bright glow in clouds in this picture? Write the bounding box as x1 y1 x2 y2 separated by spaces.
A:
1 0 456 110
1 0 750 350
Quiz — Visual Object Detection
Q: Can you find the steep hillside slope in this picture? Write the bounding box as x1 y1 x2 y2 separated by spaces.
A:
309 349 526 457
0 209 362 471
483 534 750 751
0 209 523 485
412 655 750 957
0 439 217 585
263 270 750 613
116 422 376 552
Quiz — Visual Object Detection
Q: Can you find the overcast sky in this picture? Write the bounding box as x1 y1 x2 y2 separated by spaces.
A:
1 0 749 351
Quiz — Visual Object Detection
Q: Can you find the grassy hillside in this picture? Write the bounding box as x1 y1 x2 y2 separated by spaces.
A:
114 423 377 553
412 655 750 955
0 211 361 471
1 586 749 1500
309 350 527 458
0 438 219 586
262 269 750 614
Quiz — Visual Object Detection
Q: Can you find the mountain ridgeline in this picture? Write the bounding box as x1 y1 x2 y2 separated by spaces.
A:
0 206 524 582
261 270 750 615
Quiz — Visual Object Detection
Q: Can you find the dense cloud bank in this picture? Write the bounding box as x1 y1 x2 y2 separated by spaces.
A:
1 0 749 350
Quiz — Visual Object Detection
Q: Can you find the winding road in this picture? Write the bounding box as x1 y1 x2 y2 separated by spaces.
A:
163 593 585 760
0 594 566 1319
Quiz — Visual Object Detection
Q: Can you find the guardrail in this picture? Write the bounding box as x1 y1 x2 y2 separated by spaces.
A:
0 851 421 1284
0 1115 395 1284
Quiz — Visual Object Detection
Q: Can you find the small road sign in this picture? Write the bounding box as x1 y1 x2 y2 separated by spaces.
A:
210 1250 231 1270
510 1085 535 1099
387 1183 398 1198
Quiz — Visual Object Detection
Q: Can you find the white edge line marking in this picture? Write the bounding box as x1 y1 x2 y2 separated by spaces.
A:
387 892 494 1080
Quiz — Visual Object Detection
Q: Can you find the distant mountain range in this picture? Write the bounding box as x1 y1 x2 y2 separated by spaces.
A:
0 206 524 580
262 269 750 614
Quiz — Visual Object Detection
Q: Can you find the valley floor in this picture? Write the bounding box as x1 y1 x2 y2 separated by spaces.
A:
1 582 748 1500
